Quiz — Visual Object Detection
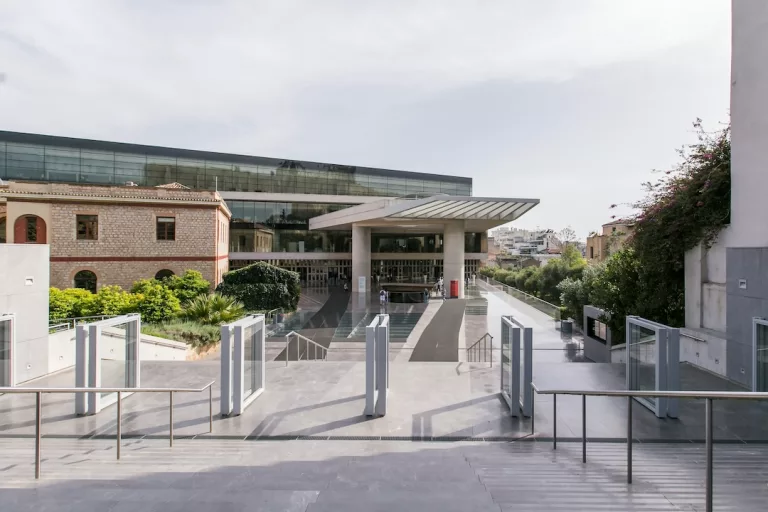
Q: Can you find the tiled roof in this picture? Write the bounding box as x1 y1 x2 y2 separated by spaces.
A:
155 182 191 189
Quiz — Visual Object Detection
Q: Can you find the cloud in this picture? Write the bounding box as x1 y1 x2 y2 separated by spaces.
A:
0 0 731 237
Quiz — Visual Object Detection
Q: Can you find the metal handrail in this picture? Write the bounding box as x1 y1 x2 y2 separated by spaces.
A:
47 315 117 330
0 381 215 479
483 276 561 321
466 333 493 366
284 331 328 365
530 383 768 512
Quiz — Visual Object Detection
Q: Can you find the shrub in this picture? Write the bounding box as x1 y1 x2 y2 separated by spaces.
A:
92 285 139 316
590 249 642 343
558 262 604 326
141 321 220 349
134 282 181 323
216 262 300 311
181 293 245 325
163 270 210 304
49 287 77 321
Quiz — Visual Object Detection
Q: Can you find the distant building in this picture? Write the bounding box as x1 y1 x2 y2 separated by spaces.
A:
586 219 635 262
490 227 561 256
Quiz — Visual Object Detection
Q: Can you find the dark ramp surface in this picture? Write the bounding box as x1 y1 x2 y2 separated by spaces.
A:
409 299 466 362
275 289 350 361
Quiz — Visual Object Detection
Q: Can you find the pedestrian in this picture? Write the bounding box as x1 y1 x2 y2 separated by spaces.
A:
380 289 386 306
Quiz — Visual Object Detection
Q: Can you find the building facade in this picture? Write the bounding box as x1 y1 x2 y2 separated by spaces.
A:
0 130 497 289
0 181 230 291
585 219 634 262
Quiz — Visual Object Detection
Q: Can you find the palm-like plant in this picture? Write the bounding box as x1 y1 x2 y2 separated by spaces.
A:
181 293 245 325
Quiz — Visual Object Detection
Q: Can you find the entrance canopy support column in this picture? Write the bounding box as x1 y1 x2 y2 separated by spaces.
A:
444 221 465 298
352 224 371 293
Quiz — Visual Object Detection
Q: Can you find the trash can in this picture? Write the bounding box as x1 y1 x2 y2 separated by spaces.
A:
560 319 573 337
450 280 459 298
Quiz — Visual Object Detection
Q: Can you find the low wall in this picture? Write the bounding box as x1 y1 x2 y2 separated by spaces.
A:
583 305 612 363
45 328 191 378
610 328 728 379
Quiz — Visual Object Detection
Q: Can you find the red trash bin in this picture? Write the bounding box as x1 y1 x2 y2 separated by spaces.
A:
450 280 459 298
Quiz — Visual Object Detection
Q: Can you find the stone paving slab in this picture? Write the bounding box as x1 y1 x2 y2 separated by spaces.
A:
1 438 768 511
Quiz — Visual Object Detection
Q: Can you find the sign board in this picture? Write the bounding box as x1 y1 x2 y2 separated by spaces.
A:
358 276 366 293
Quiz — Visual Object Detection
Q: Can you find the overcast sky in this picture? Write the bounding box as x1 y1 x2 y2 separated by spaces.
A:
0 0 731 238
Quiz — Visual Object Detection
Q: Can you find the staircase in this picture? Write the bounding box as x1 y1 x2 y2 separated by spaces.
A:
2 438 766 511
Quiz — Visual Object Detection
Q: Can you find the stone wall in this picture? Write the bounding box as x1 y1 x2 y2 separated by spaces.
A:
45 201 224 290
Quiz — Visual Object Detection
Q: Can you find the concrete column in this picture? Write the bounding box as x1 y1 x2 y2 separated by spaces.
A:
352 224 371 293
443 221 465 298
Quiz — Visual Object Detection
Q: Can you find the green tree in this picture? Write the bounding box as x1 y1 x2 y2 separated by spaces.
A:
589 249 641 342
216 262 300 311
558 262 604 326
163 270 210 304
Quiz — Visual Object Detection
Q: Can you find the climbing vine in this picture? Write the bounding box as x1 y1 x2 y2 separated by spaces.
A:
610 119 731 329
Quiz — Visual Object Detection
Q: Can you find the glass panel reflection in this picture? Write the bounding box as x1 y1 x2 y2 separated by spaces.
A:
242 323 263 399
501 322 510 396
100 322 128 397
0 317 11 386
628 323 657 410
1 138 473 196
757 322 768 392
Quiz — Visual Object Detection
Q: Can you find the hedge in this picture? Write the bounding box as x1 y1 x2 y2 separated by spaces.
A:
216 262 300 311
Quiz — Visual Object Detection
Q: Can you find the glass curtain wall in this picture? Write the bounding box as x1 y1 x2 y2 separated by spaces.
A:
0 140 472 196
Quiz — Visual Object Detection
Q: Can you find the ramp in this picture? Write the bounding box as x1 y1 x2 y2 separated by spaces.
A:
409 300 466 362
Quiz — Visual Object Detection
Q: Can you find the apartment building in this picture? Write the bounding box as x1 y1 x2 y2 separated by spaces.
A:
0 181 230 291
586 219 635 262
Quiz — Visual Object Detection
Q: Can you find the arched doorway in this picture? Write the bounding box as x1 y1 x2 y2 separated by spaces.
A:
0 217 6 243
155 269 175 281
74 270 97 293
13 215 46 244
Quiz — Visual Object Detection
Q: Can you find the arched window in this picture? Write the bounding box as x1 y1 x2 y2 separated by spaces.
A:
13 215 46 244
74 271 97 293
155 269 175 281
0 217 6 243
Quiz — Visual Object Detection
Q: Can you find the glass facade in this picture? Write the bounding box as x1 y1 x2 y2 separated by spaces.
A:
0 134 471 197
227 200 485 254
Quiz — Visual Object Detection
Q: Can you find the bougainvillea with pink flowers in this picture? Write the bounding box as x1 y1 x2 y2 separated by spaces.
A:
605 119 730 330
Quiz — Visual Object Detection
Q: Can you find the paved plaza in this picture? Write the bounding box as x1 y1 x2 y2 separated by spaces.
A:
2 285 768 510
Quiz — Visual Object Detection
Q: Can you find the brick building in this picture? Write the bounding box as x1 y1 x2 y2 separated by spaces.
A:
585 219 635 262
0 181 230 291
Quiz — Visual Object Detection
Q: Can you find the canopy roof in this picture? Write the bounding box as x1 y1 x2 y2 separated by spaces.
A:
309 195 539 232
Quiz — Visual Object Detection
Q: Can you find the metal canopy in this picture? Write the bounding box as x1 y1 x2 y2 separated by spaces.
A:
309 195 539 231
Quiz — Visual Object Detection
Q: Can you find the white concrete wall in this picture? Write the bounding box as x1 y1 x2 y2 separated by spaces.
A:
0 244 50 384
730 0 768 247
46 328 189 377
684 237 728 333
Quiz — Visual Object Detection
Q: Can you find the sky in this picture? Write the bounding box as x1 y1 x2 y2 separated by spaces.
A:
0 0 731 238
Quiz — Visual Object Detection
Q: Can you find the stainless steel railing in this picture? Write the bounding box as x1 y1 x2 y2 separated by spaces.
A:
482 276 561 322
0 381 215 479
284 331 328 365
466 333 493 366
530 383 768 512
48 315 118 332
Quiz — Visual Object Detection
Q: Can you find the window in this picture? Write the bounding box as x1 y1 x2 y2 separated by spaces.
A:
156 216 176 240
74 270 97 293
612 227 616 233
587 317 608 343
155 269 174 280
76 215 98 240
589 246 594 259
13 215 46 244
